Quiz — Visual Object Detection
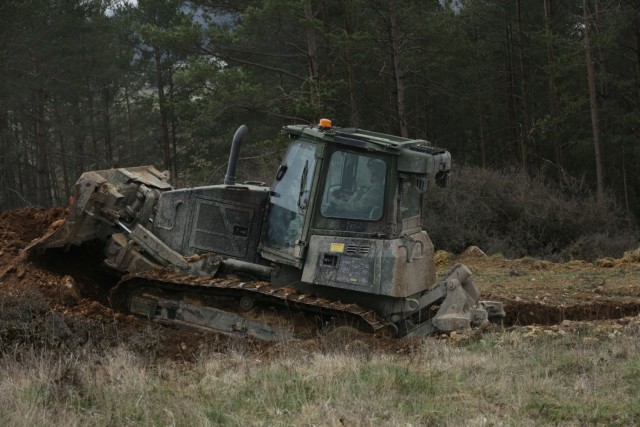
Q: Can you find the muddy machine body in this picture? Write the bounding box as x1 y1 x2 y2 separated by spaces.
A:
31 122 503 339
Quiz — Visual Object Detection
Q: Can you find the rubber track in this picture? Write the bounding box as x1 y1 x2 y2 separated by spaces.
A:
111 270 391 333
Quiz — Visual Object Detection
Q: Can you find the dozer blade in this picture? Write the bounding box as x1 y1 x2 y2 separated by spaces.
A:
27 166 171 252
28 214 77 251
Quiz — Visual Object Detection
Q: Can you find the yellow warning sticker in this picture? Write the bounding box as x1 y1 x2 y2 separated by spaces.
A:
330 243 345 253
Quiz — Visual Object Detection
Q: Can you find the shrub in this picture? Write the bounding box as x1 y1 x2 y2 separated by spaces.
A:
424 165 638 261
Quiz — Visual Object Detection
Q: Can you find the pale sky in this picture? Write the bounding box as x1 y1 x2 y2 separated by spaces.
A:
105 0 138 16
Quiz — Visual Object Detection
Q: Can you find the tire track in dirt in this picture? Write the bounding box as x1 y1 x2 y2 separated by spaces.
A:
503 300 640 326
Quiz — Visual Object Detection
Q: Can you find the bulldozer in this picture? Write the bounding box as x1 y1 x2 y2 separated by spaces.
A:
28 120 504 340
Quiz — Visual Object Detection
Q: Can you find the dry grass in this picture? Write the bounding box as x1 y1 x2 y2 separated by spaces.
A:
1 322 639 426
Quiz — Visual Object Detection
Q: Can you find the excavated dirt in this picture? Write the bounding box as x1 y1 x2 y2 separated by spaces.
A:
440 247 640 326
1 207 640 362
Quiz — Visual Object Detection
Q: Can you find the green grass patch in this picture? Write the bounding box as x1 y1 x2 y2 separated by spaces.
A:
2 327 640 426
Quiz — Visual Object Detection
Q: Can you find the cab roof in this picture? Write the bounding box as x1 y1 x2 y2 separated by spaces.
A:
283 123 451 175
283 124 446 156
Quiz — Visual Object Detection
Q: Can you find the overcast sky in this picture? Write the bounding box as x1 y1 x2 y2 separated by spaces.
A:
105 0 138 16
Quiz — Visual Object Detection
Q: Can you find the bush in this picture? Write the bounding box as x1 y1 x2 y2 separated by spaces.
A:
424 165 638 261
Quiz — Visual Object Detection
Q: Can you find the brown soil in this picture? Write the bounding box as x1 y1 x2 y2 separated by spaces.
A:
445 246 640 326
1 208 640 362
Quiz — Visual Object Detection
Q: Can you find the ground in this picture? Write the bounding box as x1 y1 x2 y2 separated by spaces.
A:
1 207 639 361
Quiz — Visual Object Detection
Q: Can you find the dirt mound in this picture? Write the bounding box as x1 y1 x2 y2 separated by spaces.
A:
0 208 208 361
0 207 67 244
2 207 640 362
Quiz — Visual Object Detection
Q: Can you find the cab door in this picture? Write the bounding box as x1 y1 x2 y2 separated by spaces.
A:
261 140 318 265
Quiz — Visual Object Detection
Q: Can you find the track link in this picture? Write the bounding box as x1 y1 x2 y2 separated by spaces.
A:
110 270 392 340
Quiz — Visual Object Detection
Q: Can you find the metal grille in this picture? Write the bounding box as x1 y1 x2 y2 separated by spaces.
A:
191 201 252 258
346 244 371 255
196 202 224 231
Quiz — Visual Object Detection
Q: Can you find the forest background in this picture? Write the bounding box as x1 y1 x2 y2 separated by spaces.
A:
1 0 639 260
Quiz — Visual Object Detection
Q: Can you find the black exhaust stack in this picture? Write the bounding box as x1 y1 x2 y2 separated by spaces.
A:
224 125 248 186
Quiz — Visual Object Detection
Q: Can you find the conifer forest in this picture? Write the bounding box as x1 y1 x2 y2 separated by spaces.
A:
1 0 639 225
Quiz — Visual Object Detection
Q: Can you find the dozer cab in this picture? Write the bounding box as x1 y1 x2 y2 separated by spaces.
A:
29 120 504 340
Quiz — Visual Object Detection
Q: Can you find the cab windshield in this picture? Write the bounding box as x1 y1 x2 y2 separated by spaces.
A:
320 151 386 220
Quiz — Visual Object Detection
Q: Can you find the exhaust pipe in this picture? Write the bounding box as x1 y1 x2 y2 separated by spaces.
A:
224 125 249 185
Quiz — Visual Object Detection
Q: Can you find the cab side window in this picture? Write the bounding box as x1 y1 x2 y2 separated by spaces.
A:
399 178 421 220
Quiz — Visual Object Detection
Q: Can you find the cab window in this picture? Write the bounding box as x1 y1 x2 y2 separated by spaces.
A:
400 177 421 219
263 141 317 255
320 151 386 221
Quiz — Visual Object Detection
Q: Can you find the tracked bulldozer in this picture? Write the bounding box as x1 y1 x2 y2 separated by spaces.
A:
28 120 504 340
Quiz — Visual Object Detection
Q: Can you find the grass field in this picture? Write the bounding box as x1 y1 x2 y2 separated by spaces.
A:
1 319 639 427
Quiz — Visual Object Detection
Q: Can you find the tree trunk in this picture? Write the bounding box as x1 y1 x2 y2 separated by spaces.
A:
122 76 135 165
594 0 608 97
154 46 172 178
103 86 114 166
516 0 535 173
169 67 178 183
303 0 320 111
319 4 334 78
0 110 9 207
636 14 640 99
469 7 487 168
87 89 98 163
388 7 408 137
48 152 60 206
544 0 563 183
34 56 50 208
583 0 605 203
22 110 35 204
58 131 70 203
593 0 609 147
504 21 520 166
476 98 486 169
622 147 631 226
341 0 359 127
72 98 86 179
